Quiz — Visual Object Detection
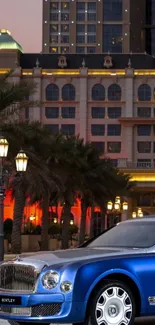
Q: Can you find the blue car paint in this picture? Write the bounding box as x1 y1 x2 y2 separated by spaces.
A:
0 248 155 323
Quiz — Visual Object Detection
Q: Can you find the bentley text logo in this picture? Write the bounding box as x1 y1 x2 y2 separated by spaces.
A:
1 298 15 303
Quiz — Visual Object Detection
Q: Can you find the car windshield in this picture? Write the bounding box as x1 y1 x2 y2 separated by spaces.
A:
88 221 155 249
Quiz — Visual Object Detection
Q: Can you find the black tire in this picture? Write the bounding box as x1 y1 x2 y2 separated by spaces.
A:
86 281 136 325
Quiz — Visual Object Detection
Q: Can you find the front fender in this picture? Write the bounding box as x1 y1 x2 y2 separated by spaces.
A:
85 268 145 313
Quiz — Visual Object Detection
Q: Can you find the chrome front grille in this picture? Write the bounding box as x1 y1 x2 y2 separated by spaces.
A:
0 264 38 293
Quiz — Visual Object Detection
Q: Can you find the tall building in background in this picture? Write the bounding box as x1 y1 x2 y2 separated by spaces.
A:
42 0 155 55
42 0 131 54
130 0 155 54
145 0 155 54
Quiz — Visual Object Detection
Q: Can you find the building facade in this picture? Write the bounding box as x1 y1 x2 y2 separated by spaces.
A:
1 29 155 234
42 0 155 55
42 0 131 54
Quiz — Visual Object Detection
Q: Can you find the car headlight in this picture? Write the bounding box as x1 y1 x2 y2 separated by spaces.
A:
60 281 73 293
42 271 59 290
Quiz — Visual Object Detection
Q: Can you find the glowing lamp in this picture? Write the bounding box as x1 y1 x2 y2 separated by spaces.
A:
0 136 9 158
54 218 57 224
139 212 143 218
107 201 113 211
122 202 128 211
29 214 35 221
115 196 120 204
15 149 28 172
114 202 120 210
70 220 74 225
132 212 136 219
137 208 142 217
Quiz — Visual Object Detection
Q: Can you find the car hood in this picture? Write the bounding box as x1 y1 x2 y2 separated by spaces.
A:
7 247 144 272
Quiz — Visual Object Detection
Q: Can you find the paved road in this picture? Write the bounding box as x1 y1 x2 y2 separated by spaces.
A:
0 318 155 325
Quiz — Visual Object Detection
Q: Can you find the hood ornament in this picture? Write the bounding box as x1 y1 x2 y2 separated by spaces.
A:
16 255 21 262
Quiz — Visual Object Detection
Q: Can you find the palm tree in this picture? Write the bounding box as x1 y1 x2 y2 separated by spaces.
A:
47 136 79 249
47 135 88 249
76 143 133 245
0 71 38 123
2 122 61 253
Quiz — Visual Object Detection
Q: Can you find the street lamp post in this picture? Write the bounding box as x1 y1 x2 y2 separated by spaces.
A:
0 136 9 262
0 137 28 261
107 196 128 227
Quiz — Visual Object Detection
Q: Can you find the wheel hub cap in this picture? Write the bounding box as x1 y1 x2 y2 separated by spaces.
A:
108 305 118 317
95 286 132 325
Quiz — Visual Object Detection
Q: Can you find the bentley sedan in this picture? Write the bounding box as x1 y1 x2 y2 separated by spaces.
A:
0 217 155 325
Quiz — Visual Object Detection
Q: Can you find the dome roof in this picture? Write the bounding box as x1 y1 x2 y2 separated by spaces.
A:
0 29 24 53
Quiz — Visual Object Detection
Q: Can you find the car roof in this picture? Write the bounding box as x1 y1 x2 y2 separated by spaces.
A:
122 215 155 224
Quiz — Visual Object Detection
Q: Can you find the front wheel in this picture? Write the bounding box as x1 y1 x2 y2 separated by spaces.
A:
87 281 136 325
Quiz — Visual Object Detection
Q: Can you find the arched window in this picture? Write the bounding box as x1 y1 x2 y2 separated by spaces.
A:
62 84 75 101
92 84 105 101
108 84 121 101
46 84 59 101
138 84 151 101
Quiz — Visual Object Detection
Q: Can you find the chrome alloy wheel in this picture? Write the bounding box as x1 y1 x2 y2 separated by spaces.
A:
95 286 132 325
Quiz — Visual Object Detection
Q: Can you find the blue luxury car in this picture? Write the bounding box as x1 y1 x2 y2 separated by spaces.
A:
1 217 155 325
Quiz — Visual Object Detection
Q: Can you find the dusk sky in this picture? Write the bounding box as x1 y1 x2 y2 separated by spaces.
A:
0 0 42 53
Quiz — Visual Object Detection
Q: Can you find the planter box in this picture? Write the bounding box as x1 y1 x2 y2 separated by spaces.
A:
48 239 58 251
21 235 29 252
21 235 41 252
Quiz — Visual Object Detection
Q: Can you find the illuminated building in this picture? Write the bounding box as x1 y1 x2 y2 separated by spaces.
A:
42 0 131 54
1 29 155 234
42 0 155 55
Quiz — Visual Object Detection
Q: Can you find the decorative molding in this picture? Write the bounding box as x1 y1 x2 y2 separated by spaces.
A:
36 58 40 67
128 58 132 68
58 55 67 68
82 58 86 68
103 55 113 69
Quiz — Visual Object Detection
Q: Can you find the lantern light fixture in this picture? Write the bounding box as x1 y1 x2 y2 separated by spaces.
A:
15 149 29 172
107 201 113 211
107 197 128 212
114 202 120 211
0 136 9 158
115 196 121 204
122 202 128 211
132 212 137 219
132 208 143 219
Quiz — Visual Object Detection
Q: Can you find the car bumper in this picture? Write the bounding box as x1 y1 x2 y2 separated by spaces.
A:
0 293 87 323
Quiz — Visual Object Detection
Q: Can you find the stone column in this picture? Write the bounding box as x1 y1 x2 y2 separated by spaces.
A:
125 67 134 117
11 66 22 83
79 66 88 142
32 65 42 122
124 67 134 162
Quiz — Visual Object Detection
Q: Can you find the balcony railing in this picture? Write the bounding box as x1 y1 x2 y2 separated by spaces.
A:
117 159 155 170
